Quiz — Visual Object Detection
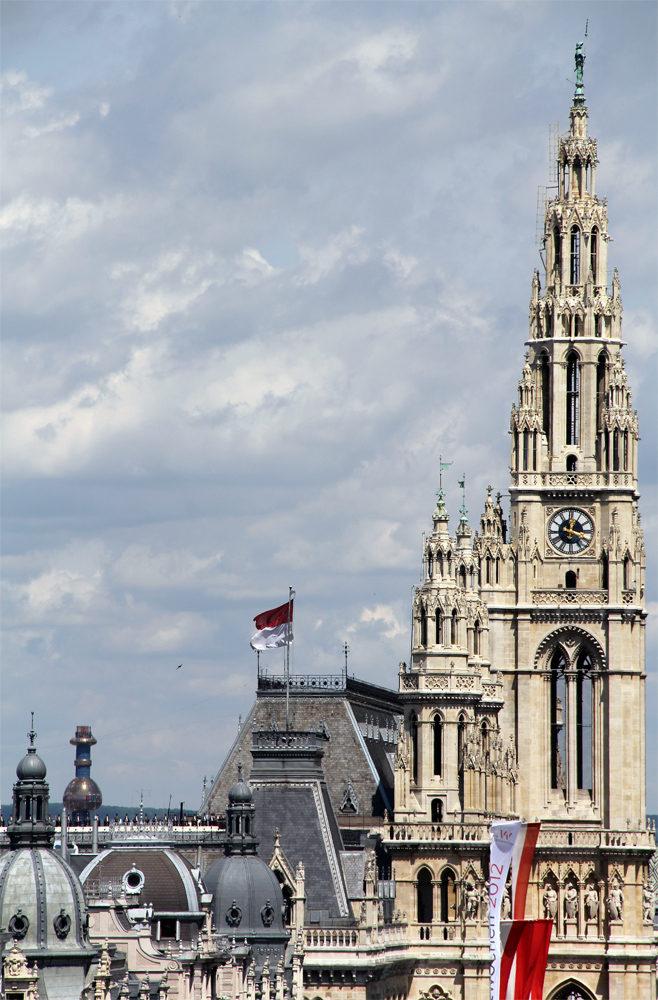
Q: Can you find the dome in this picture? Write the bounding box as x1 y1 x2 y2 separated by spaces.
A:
63 775 103 813
16 749 47 781
228 776 253 804
204 854 288 941
79 847 204 943
0 847 93 953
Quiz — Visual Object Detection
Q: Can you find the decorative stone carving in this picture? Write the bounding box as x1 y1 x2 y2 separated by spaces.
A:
543 884 558 920
606 884 623 921
463 881 479 920
425 675 449 690
642 884 654 922
584 885 599 921
564 883 578 919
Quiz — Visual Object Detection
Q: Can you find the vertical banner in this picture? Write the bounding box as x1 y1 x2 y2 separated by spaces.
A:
489 821 521 1000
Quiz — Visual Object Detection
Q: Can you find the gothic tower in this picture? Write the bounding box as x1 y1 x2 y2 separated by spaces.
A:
386 46 655 1000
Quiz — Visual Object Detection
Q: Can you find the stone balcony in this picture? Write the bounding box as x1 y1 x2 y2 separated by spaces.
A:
511 471 634 489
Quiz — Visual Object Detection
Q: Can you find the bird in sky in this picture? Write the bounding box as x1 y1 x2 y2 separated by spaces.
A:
176 664 183 670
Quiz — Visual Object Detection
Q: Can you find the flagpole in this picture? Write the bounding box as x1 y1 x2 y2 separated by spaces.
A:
285 586 292 731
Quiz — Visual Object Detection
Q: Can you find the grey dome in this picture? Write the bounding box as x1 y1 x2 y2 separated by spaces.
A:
228 777 253 804
16 749 47 780
205 854 287 939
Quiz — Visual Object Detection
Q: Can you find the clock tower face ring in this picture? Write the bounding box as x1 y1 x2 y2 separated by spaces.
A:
548 508 594 554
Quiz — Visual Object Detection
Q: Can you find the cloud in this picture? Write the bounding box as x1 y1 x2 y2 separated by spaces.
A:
356 604 407 640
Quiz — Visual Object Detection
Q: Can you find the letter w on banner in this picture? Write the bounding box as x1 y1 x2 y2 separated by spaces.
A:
489 821 550 1000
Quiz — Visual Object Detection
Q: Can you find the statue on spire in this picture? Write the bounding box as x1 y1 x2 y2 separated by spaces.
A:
574 42 585 104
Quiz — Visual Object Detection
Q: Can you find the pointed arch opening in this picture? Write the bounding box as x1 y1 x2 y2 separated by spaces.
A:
553 226 561 281
435 607 443 645
410 713 419 786
433 715 443 776
431 798 443 823
551 650 567 795
576 651 593 793
473 619 481 656
451 609 458 645
420 604 427 647
566 352 580 446
427 550 433 580
440 869 457 923
541 353 551 440
416 866 433 924
570 226 581 284
590 226 598 283
458 714 466 810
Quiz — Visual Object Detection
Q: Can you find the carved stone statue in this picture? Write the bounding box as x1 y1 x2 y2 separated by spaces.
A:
606 884 624 921
463 881 479 920
574 42 585 87
500 886 511 920
584 885 599 921
643 884 654 922
543 884 558 920
480 882 489 920
564 883 578 919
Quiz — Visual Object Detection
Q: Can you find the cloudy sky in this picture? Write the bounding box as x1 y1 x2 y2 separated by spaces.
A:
2 1 656 815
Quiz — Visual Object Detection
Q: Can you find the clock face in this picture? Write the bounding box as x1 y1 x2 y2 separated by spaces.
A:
548 508 594 554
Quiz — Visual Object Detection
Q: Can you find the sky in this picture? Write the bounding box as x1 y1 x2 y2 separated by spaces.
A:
1 1 656 815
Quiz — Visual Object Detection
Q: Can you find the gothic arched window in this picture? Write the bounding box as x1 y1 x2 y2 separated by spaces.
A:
420 604 427 647
427 551 433 579
553 226 561 279
440 869 456 923
623 556 632 591
457 714 466 810
433 716 443 776
435 608 443 645
459 565 466 589
574 314 584 337
613 429 620 472
566 352 580 446
451 609 458 645
416 867 433 923
550 650 567 794
623 430 629 471
570 226 581 284
541 354 551 439
431 798 443 823
590 227 598 283
485 557 491 584
410 713 419 786
522 429 529 471
565 571 577 590
601 551 609 590
567 454 578 472
576 652 593 792
473 619 481 656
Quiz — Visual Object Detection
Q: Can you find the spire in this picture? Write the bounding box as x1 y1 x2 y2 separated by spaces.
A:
8 717 55 849
225 763 258 856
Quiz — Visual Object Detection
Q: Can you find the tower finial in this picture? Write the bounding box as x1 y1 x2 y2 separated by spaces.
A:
573 41 585 105
458 474 468 524
27 712 37 750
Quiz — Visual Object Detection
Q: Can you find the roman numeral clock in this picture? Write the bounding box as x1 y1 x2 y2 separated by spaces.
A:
547 507 595 555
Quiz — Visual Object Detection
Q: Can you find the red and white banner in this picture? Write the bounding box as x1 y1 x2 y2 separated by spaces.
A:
500 918 552 1000
489 821 543 1000
250 600 294 650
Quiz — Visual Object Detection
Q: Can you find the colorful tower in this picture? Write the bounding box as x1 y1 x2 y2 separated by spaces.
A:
62 725 103 825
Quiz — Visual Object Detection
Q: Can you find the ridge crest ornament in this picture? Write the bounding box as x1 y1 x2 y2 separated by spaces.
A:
548 507 594 554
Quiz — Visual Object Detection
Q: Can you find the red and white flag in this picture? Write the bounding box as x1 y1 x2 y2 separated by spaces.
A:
250 600 294 650
489 821 543 1000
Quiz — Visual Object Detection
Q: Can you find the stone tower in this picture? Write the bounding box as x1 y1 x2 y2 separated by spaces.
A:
386 46 655 1000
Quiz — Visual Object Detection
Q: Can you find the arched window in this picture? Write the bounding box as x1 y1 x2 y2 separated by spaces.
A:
533 431 537 470
553 226 561 280
601 551 609 590
473 619 481 656
565 571 577 590
451 609 458 645
433 716 443 776
550 650 567 794
435 608 443 645
416 867 433 923
437 552 444 578
623 431 628 471
485 557 491 584
440 869 456 923
566 352 579 446
410 713 419 785
541 354 551 439
613 429 620 472
495 558 500 584
553 982 597 1000
596 353 607 469
566 454 578 472
431 798 443 823
458 714 466 810
35 797 43 821
427 551 433 579
570 226 581 284
459 565 466 589
574 314 584 337
522 429 529 471
594 313 602 337
576 651 593 793
481 720 489 754
514 429 519 470
420 604 427 647
590 226 598 283
623 556 632 591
